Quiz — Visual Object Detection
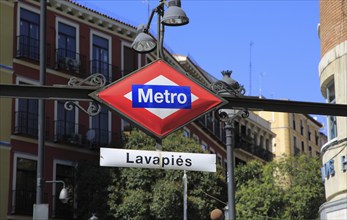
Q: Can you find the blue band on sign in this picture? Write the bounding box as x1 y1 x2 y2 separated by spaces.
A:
132 85 191 109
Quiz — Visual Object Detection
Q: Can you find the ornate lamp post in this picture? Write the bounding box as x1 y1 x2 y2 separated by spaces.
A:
212 70 249 219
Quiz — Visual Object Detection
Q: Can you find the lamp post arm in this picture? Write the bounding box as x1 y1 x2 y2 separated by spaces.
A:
46 180 66 188
146 1 165 32
158 4 165 59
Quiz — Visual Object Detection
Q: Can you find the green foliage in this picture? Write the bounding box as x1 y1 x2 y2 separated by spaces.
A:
235 155 325 220
108 129 227 219
76 160 114 219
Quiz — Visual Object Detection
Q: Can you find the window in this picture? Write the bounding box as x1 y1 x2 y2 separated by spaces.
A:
259 135 264 148
13 156 37 215
55 101 76 142
192 134 199 143
18 8 39 60
206 111 213 132
122 43 139 76
326 81 337 140
266 138 270 151
91 107 110 147
301 141 305 152
57 22 79 72
315 131 319 145
16 82 38 136
293 136 299 155
214 117 221 139
241 125 246 136
292 114 296 130
58 22 76 58
183 128 190 138
300 120 304 135
92 34 110 81
201 141 208 151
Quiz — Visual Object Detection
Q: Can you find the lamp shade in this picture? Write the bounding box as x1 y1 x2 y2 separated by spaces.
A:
162 6 189 26
162 0 189 26
132 32 156 53
59 187 68 203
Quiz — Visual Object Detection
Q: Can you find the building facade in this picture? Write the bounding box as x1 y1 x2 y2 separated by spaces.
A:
2 0 144 218
0 0 275 219
318 0 347 219
255 111 326 158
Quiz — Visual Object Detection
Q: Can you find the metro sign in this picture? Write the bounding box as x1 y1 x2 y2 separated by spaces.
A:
89 59 226 139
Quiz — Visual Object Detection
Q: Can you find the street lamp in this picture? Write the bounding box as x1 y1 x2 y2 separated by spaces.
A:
132 0 189 59
45 180 69 204
212 70 248 220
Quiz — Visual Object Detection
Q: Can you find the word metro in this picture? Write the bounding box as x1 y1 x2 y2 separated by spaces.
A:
132 84 191 109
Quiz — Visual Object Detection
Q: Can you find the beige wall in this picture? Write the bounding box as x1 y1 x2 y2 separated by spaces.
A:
319 39 347 207
0 1 14 219
255 111 324 158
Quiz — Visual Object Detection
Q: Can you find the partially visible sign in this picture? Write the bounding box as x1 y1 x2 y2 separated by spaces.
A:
100 148 216 172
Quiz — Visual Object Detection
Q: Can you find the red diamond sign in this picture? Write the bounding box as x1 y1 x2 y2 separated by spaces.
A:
89 59 226 139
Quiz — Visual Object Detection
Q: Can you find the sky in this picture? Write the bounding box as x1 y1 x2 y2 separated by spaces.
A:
75 0 327 127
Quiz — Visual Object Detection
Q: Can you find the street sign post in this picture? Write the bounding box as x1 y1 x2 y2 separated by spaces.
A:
100 148 216 172
89 59 226 139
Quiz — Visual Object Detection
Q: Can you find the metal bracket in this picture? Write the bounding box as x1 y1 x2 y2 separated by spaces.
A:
64 74 106 116
64 101 101 116
211 80 249 123
67 73 106 87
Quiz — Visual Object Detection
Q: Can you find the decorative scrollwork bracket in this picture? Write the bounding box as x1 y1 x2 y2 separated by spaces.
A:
211 71 249 122
64 74 106 116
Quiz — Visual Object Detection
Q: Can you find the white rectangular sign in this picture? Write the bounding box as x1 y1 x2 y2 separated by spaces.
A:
100 148 216 172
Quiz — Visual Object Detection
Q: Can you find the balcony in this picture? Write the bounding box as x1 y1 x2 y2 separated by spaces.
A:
55 48 86 76
236 136 274 161
90 59 119 83
51 120 120 149
86 128 120 149
16 35 40 61
53 120 85 145
14 111 38 137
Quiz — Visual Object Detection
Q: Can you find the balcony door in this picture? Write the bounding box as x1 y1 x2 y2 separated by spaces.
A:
18 7 39 60
55 101 76 143
56 19 79 72
91 34 111 82
16 81 38 136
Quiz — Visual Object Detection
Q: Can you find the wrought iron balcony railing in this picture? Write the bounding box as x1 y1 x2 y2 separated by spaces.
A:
55 48 86 76
16 35 40 61
14 111 38 137
90 59 118 83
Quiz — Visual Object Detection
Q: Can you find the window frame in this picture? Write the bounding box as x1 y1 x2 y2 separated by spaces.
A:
90 29 112 80
11 152 37 214
55 17 80 61
326 80 337 140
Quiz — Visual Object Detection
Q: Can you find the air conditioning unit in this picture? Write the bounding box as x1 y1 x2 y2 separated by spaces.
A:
70 133 82 145
64 57 80 72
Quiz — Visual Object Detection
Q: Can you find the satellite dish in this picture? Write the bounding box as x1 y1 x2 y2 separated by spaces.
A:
86 129 95 141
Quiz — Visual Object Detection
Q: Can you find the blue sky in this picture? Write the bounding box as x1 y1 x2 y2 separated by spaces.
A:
75 0 326 125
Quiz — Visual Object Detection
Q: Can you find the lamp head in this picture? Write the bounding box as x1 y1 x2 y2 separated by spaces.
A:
59 187 68 203
89 213 99 220
132 24 156 53
221 70 240 90
162 0 189 26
